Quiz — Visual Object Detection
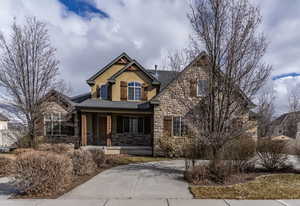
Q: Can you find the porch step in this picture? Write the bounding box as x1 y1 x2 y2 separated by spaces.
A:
82 146 153 156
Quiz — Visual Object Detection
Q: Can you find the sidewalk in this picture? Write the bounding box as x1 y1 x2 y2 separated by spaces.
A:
0 199 297 206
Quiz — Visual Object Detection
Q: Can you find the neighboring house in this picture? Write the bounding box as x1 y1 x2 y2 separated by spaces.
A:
38 52 257 156
0 114 9 130
270 111 300 139
0 113 18 148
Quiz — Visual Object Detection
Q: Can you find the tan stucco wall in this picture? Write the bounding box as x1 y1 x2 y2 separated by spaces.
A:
91 64 158 101
91 64 125 98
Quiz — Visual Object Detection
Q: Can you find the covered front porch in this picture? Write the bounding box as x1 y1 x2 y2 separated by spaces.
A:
79 110 153 148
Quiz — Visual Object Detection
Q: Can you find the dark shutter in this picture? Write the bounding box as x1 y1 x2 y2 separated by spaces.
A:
117 116 123 133
144 117 151 134
96 85 100 98
120 81 127 101
141 83 148 101
163 116 172 137
190 80 197 97
107 84 112 100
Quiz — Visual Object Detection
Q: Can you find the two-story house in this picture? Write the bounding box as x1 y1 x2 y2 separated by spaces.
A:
38 52 257 156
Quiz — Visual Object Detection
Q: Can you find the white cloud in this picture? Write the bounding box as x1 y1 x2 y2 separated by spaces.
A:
0 0 300 115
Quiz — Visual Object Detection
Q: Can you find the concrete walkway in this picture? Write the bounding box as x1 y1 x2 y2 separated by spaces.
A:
0 199 299 206
60 160 193 199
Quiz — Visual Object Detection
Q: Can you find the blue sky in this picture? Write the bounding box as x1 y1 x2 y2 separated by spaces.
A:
272 73 300 80
58 0 109 19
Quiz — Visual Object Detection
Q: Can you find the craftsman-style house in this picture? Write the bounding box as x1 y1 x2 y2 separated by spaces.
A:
38 52 257 156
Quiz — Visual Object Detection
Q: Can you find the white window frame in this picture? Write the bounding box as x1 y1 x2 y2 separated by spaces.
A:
128 81 142 101
197 80 207 97
173 116 182 136
44 113 62 136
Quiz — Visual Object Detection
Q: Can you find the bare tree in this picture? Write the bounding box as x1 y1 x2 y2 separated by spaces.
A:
257 86 276 138
0 17 60 146
167 0 271 163
285 84 300 138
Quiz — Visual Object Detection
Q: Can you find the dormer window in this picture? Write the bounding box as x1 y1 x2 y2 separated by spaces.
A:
100 84 108 100
128 82 141 100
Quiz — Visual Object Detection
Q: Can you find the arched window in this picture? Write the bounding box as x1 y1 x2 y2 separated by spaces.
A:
128 82 141 100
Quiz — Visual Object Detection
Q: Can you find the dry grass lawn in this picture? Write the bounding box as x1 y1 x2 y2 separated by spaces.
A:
190 174 300 199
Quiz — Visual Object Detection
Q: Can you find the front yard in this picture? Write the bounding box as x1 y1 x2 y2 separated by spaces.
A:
0 150 170 199
190 174 300 199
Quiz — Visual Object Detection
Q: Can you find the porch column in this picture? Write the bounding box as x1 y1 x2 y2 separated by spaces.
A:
106 115 112 146
81 113 87 146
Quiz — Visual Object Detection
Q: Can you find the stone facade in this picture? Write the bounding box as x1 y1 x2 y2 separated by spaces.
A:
152 59 258 156
153 63 208 156
111 133 152 146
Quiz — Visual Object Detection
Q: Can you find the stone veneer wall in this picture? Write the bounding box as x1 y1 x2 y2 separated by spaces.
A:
111 133 152 146
153 64 208 156
152 62 258 156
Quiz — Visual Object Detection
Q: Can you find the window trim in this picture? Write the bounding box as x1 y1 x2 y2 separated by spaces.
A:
128 81 142 101
121 116 144 134
171 116 187 137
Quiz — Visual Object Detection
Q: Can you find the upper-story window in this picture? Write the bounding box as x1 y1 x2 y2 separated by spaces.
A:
197 80 208 97
100 84 108 100
128 82 141 100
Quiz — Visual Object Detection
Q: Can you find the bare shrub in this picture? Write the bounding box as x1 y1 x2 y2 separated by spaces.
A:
208 160 236 184
70 149 96 176
184 164 210 185
88 148 106 168
158 136 183 158
15 151 72 195
0 156 15 176
257 140 291 171
223 136 256 172
37 143 74 154
185 160 236 185
13 148 35 155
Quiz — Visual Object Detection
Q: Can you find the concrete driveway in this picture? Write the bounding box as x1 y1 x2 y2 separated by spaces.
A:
0 177 16 200
60 160 193 199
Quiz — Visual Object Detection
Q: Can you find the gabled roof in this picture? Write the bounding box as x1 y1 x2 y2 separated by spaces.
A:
87 52 132 85
153 51 207 101
147 70 179 91
0 113 9 121
43 89 75 112
152 51 255 107
70 92 91 103
107 60 160 85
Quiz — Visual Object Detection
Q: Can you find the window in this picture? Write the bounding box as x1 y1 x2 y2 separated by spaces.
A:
44 113 63 136
100 84 108 100
128 82 141 100
172 116 188 136
197 80 208 96
118 116 145 134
